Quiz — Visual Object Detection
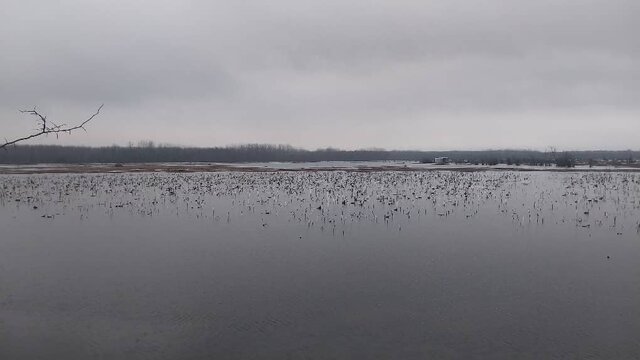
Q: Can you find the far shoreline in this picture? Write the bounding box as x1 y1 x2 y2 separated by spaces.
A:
2 162 640 175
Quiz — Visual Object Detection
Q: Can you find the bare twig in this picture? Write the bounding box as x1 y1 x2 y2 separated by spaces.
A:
1 104 103 150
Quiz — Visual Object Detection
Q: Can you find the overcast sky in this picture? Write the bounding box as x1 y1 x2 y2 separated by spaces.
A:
1 0 638 150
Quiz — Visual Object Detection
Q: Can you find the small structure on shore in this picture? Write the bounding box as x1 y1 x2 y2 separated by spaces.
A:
434 157 450 165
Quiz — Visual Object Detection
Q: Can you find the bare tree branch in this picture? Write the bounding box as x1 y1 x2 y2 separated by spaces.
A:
1 104 103 150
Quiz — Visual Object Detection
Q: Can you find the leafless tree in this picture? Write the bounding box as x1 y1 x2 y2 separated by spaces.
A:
1 104 103 150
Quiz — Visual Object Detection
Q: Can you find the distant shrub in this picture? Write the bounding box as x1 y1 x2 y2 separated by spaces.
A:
555 153 576 168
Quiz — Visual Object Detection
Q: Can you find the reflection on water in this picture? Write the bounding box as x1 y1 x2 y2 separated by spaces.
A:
1 171 639 359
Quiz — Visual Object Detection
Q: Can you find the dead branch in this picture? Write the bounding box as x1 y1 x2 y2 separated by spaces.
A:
1 104 103 150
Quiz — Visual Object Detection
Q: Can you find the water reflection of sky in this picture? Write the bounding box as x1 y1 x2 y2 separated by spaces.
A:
1 171 639 359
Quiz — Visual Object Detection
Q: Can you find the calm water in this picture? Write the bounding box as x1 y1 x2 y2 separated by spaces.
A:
1 170 639 359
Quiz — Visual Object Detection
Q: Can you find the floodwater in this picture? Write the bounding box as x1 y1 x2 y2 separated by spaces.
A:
1 170 639 359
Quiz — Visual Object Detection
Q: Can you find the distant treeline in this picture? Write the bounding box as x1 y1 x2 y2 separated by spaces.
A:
0 144 638 166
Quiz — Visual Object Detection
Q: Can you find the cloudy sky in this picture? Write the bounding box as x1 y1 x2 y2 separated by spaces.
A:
1 0 638 150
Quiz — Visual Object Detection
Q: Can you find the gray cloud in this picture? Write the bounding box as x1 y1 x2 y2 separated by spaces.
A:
1 0 638 149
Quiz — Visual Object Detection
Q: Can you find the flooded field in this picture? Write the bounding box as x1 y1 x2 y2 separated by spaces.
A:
1 170 639 359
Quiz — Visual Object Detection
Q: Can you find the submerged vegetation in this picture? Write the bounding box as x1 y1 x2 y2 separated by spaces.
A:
2 170 639 237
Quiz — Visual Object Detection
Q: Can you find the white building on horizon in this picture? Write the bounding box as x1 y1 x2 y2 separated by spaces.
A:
434 157 450 165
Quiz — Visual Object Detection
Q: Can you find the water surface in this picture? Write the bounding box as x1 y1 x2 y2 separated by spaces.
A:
1 171 639 359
